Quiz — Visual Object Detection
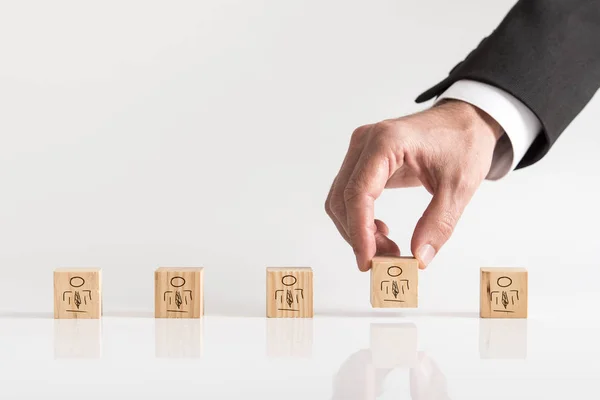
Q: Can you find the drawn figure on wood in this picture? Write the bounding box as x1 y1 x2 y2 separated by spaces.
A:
62 276 93 314
490 276 520 313
274 275 304 312
163 276 193 314
379 266 410 303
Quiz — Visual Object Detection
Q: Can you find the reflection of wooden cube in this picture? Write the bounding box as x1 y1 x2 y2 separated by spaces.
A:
53 268 102 319
155 267 204 318
370 323 418 368
480 267 528 318
155 319 203 358
54 320 102 359
479 319 528 359
266 267 313 318
370 257 418 308
266 318 313 358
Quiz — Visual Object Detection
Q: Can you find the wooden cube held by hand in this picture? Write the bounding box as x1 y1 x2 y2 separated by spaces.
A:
370 256 418 308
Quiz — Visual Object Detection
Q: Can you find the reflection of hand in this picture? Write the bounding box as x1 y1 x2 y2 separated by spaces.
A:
331 350 390 400
410 352 451 400
325 100 502 270
332 349 451 400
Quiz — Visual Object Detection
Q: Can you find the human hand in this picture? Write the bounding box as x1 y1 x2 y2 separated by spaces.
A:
410 352 452 400
325 100 502 270
331 349 450 400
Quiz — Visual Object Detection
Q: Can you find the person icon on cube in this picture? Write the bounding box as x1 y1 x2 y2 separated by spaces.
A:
379 266 410 303
274 275 304 312
163 276 193 314
490 276 520 313
62 276 93 314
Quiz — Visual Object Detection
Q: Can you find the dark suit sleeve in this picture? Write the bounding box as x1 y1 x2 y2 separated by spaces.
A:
415 0 600 168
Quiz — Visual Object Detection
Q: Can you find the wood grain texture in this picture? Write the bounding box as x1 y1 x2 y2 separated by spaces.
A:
54 268 102 319
155 267 204 318
480 267 528 319
266 267 313 318
370 256 418 308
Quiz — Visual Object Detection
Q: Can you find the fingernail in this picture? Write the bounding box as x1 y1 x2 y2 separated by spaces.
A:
417 244 436 268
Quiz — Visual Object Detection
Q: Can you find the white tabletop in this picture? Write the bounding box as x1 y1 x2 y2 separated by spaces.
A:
1 295 598 400
0 1 598 398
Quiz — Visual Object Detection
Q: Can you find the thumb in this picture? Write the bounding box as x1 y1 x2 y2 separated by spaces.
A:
411 186 471 269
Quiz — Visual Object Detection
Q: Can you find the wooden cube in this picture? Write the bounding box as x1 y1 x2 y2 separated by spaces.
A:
266 267 313 318
155 267 204 318
480 267 528 318
370 256 418 308
54 268 102 319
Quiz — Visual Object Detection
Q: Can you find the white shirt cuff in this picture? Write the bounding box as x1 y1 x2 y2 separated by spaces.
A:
434 80 542 180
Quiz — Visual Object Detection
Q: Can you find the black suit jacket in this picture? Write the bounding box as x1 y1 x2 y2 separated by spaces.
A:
416 0 600 168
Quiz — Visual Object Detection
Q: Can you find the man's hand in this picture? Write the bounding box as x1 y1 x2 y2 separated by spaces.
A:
325 100 503 271
410 352 452 400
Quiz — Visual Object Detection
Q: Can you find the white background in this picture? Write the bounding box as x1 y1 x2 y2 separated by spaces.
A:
0 0 598 317
1 1 599 398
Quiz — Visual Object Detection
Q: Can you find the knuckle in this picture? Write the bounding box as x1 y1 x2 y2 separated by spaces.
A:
329 195 346 218
370 120 407 156
370 132 389 150
343 184 362 203
324 197 332 216
350 125 369 145
453 171 479 194
435 213 456 239
373 120 396 133
325 188 336 217
371 122 395 143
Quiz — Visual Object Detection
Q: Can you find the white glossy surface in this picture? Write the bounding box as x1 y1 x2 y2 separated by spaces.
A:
0 1 599 397
2 301 599 399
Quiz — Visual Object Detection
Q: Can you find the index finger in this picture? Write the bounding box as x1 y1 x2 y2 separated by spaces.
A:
344 149 392 271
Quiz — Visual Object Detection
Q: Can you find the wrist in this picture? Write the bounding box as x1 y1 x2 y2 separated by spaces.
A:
435 99 504 142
